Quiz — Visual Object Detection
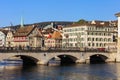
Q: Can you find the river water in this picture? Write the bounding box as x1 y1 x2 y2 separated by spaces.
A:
0 63 120 80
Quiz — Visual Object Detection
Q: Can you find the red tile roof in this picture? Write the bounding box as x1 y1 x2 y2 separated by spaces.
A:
14 26 35 37
65 20 117 28
51 31 62 39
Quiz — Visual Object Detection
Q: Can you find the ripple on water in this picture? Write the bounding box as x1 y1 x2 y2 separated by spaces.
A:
0 63 120 80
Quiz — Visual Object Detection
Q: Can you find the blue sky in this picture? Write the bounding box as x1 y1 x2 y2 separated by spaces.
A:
0 0 120 27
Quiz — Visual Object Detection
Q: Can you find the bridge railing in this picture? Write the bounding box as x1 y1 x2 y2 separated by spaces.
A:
0 47 112 53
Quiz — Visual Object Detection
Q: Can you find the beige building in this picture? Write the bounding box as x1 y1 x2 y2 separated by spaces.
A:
14 25 42 49
45 31 62 49
29 28 43 49
6 30 15 48
42 23 63 49
0 29 9 48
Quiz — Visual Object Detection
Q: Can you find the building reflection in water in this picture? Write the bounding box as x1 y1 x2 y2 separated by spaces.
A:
0 63 120 80
0 65 22 80
115 63 120 80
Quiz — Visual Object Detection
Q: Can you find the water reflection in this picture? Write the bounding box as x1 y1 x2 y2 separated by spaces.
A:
115 63 120 80
0 65 22 80
0 63 120 80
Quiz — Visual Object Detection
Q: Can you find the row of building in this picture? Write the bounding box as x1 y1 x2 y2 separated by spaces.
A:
0 20 118 51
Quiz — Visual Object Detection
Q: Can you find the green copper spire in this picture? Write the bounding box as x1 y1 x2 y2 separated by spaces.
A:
21 16 24 27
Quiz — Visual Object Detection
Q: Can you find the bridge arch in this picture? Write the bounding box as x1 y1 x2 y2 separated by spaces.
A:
48 54 78 65
5 55 39 65
19 55 39 65
89 54 108 64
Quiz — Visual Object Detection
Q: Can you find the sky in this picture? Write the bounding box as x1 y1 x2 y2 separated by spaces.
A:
0 0 120 27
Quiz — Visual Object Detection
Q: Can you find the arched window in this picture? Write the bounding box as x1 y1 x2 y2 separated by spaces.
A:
88 37 91 41
100 38 103 41
96 38 98 41
108 38 111 42
104 38 107 42
100 43 102 47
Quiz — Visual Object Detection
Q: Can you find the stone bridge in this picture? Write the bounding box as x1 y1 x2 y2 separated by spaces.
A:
0 51 116 65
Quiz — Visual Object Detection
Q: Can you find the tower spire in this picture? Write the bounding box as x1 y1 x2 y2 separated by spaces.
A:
21 16 24 27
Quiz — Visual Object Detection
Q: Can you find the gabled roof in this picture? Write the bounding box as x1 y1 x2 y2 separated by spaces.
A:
33 29 43 37
65 20 117 28
0 29 9 35
42 28 54 34
115 12 120 17
51 31 62 39
14 26 35 37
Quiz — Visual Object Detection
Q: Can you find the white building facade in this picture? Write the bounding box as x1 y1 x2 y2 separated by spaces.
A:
0 31 7 48
62 24 115 50
6 30 14 48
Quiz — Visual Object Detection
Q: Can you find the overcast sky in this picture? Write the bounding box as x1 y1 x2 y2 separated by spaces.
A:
0 0 120 27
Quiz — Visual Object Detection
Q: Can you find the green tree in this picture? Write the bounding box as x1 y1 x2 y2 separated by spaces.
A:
76 19 88 24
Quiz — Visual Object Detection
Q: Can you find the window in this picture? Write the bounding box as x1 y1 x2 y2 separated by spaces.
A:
88 43 91 46
100 43 102 47
99 33 101 35
96 43 98 47
95 33 97 35
92 43 94 46
96 38 98 41
88 38 91 41
87 32 90 35
99 38 102 41
91 32 93 35
81 28 85 30
108 38 111 42
104 38 107 42
92 38 94 41
104 33 106 36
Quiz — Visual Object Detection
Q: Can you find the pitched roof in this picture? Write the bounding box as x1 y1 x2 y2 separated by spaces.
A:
42 28 54 34
115 12 120 17
91 20 110 25
0 29 9 35
14 26 35 37
65 20 117 28
51 31 62 39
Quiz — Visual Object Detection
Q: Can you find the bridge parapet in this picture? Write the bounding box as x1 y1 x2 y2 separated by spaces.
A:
0 51 116 65
0 49 110 53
